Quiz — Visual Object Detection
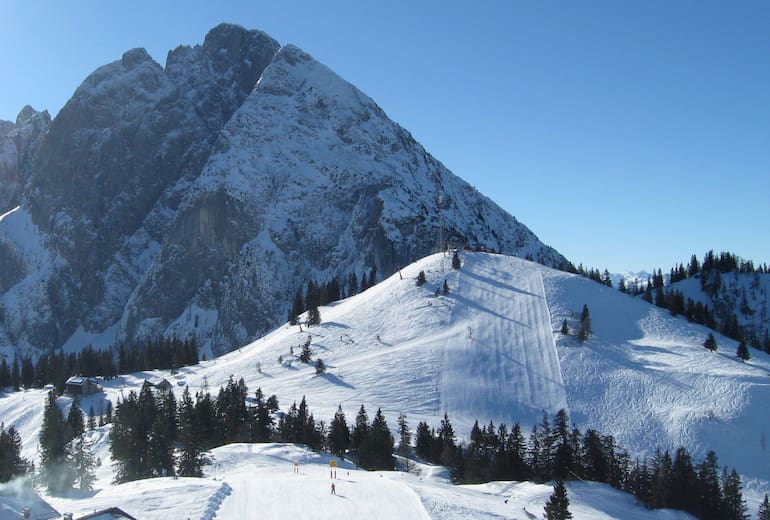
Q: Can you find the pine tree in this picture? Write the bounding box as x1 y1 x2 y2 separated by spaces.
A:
288 288 304 325
66 398 85 443
758 493 770 520
249 388 275 443
0 358 10 389
0 423 30 482
328 405 351 458
452 251 461 269
87 405 96 430
300 336 313 363
397 413 411 462
307 305 321 326
21 355 33 389
351 405 370 453
177 386 204 477
362 408 394 470
416 271 427 286
543 480 573 520
552 409 574 481
450 447 465 483
669 446 698 515
70 434 96 491
415 421 434 462
697 450 723 520
151 388 178 477
315 358 326 374
437 413 457 466
736 341 750 361
11 356 20 391
304 280 321 326
578 304 592 342
721 468 747 520
704 332 718 352
39 390 73 493
111 381 159 483
560 319 569 336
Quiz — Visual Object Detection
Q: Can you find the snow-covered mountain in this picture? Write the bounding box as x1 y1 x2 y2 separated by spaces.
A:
2 252 768 518
0 24 568 358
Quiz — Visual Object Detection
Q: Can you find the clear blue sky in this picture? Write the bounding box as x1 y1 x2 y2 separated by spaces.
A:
1 1 768 273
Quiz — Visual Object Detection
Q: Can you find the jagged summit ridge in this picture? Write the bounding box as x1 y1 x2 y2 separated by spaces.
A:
0 24 568 356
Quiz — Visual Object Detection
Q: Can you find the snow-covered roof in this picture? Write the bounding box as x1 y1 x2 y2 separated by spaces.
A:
0 491 59 520
76 507 137 520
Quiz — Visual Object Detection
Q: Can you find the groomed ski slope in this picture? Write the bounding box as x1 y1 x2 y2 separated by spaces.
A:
1 251 769 517
169 251 567 436
33 444 692 520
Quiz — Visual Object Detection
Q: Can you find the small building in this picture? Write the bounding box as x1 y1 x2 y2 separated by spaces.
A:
72 508 138 520
154 378 173 393
64 376 102 396
0 487 59 519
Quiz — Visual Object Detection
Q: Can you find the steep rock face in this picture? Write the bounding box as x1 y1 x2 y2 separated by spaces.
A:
0 25 569 356
12 25 279 349
120 45 569 353
0 107 50 212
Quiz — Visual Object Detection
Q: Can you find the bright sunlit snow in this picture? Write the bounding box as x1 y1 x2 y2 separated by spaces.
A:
1 252 768 518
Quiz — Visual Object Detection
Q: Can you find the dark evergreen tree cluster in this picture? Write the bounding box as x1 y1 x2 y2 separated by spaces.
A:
0 348 116 395
0 336 199 397
277 396 325 450
576 250 769 353
575 264 613 288
288 269 380 325
0 422 30 482
626 448 748 520
414 413 461 480
111 381 177 483
38 390 96 493
347 405 394 470
117 336 198 374
637 250 769 353
110 377 281 483
416 409 746 520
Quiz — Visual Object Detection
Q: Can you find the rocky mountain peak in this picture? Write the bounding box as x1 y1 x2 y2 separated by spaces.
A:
121 47 154 69
0 25 569 357
15 105 50 127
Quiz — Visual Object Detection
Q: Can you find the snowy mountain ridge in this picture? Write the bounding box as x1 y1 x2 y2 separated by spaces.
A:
1 251 768 518
0 24 568 359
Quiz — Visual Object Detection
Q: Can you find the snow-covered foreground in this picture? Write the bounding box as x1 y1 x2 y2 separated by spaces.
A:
2 252 769 515
41 444 692 520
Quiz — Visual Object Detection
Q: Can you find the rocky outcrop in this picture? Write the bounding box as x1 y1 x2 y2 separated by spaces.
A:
0 25 570 356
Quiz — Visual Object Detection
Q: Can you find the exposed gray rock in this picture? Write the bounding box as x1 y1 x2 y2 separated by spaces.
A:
0 25 569 357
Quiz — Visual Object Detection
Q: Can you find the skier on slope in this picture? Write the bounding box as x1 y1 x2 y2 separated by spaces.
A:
331 482 336 495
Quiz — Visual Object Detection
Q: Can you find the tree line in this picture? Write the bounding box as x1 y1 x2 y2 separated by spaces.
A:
23 382 769 519
578 249 770 354
106 378 396 484
288 268 380 326
414 409 751 520
0 336 199 395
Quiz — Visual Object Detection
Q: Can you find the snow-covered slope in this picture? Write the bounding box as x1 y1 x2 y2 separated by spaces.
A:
1 251 767 517
19 444 689 520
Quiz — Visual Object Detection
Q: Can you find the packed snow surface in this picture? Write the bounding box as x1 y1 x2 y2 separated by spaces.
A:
2 252 769 517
